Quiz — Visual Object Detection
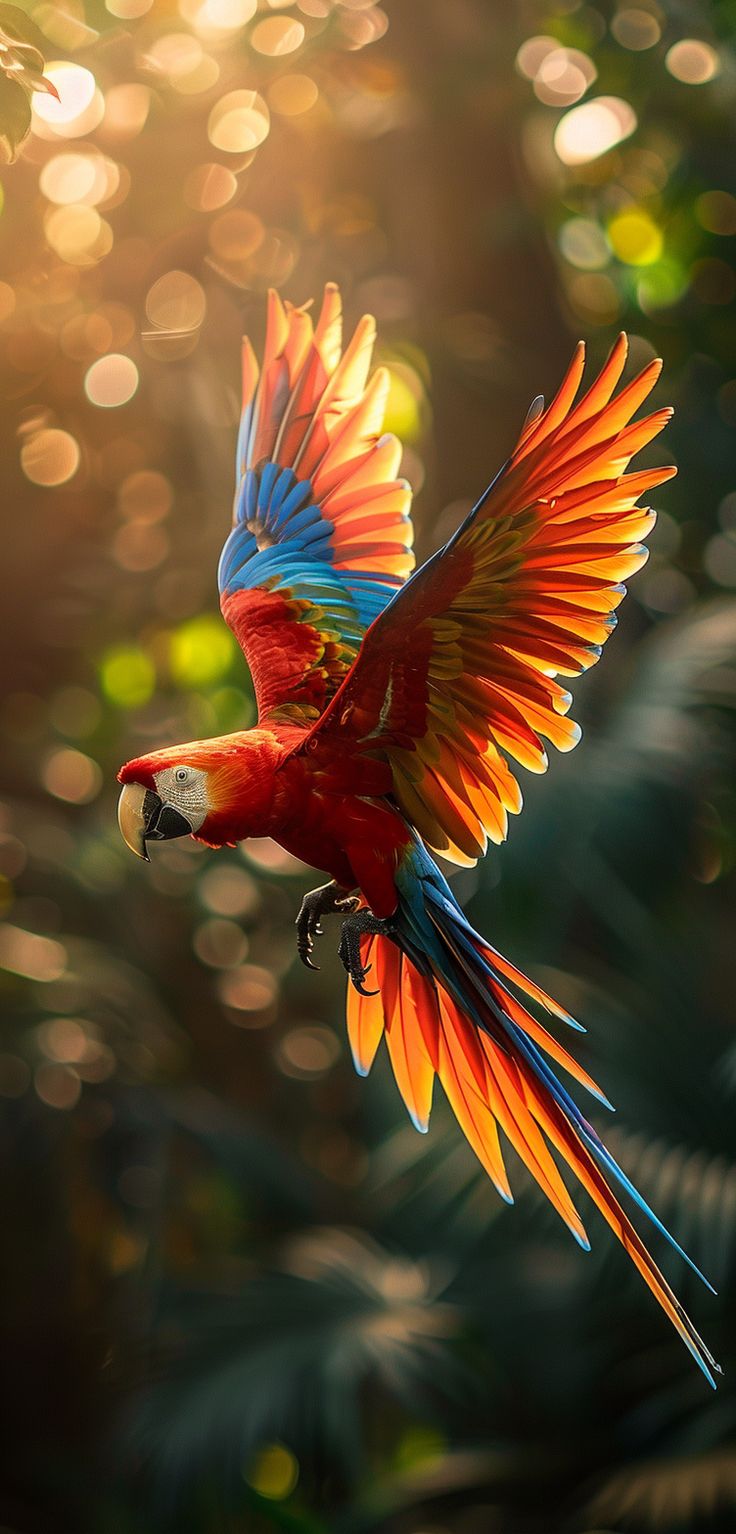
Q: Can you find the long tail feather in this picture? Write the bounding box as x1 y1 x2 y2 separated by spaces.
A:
347 840 719 1386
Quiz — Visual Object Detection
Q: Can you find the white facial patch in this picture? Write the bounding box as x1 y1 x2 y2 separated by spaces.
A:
153 764 211 833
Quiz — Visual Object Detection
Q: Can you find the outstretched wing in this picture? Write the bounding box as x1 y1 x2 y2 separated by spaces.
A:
304 335 675 862
218 283 414 723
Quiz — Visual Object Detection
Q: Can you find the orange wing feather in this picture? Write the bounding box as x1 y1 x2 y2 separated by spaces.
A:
307 334 675 861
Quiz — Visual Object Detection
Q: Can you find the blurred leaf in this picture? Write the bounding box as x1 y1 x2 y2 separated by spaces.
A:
0 69 30 163
0 2 51 54
124 1228 466 1507
587 1447 736 1530
611 600 736 771
0 2 58 162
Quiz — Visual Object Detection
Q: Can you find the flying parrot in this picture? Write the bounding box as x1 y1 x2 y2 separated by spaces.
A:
117 283 718 1384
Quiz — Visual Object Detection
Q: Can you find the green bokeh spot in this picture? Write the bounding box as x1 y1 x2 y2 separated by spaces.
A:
169 614 236 689
100 645 155 709
638 256 690 310
383 366 422 443
209 685 255 732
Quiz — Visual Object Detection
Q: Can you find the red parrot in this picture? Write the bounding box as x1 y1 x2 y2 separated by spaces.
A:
118 283 718 1384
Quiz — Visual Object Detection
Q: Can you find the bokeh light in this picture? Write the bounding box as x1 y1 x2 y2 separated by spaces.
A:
169 615 235 687
611 9 661 50
566 271 621 324
146 32 204 82
34 1062 81 1110
103 83 151 139
106 0 153 15
200 864 259 918
208 208 264 263
40 152 116 207
100 645 155 708
516 35 559 80
245 1443 299 1500
383 363 424 442
84 354 139 407
0 925 66 982
533 48 596 108
704 535 736 587
268 73 319 116
636 256 689 313
607 208 663 265
695 190 736 235
180 0 257 37
20 428 80 487
558 217 609 270
48 686 101 738
218 963 277 1018
44 204 113 266
193 918 249 968
665 40 720 85
183 162 238 211
118 470 173 522
112 521 169 571
145 271 207 333
32 63 96 126
207 90 270 153
42 748 102 804
277 1025 340 1079
554 97 637 165
251 16 305 55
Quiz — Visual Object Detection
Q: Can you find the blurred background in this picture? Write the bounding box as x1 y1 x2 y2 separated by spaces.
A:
1 0 736 1530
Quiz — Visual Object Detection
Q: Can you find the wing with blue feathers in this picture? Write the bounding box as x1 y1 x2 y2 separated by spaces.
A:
218 283 414 723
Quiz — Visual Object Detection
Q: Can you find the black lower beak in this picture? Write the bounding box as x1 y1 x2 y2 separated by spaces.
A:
142 791 193 847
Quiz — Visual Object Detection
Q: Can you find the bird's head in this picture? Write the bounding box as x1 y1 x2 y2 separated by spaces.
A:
116 733 276 860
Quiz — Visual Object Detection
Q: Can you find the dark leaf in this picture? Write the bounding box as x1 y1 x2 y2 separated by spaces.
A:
0 68 30 162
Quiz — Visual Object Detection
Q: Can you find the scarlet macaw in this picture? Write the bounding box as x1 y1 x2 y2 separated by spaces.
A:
117 283 718 1383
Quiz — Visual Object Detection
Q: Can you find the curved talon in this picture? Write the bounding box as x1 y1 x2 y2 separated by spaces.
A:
337 907 394 995
354 974 379 998
352 959 379 997
295 880 357 971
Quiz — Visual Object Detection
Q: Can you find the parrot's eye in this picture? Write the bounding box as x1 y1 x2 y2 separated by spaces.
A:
175 767 190 784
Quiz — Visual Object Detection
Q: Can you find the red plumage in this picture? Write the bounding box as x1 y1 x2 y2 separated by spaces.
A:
117 284 719 1385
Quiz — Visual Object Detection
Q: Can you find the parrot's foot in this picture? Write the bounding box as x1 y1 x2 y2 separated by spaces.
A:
338 909 394 996
296 881 359 970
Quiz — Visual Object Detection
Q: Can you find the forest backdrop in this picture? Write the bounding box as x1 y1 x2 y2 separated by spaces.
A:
1 0 736 1530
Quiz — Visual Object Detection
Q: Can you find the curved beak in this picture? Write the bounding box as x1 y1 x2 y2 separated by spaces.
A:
117 783 193 861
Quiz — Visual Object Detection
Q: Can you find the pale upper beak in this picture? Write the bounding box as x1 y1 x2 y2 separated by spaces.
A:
117 782 193 861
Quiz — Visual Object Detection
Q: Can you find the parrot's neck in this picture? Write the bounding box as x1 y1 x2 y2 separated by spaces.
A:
184 726 289 847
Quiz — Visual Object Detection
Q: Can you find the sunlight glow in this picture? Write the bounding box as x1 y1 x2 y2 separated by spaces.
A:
32 63 96 125
554 96 637 166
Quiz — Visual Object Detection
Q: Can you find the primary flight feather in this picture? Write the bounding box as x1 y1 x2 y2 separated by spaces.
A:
118 282 719 1386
